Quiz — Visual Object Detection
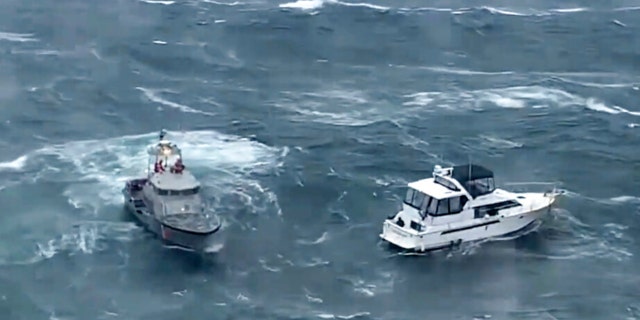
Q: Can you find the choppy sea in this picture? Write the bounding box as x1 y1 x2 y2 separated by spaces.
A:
1 0 640 319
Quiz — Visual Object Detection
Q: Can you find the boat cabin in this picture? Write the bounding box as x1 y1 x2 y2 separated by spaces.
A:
143 134 202 200
397 164 513 231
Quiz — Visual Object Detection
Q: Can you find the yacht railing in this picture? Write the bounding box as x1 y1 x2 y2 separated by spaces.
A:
502 181 564 194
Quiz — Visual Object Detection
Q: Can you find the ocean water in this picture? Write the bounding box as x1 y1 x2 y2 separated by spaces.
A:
1 0 640 319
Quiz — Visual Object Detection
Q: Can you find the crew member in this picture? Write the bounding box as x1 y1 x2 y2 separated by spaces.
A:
154 160 165 173
173 158 185 174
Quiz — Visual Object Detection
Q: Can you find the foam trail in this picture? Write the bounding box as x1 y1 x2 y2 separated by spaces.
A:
8 130 285 216
136 87 216 116
404 86 640 117
0 221 142 266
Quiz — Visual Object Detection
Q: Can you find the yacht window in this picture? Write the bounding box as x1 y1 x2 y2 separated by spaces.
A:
404 188 428 211
449 196 461 213
411 192 426 210
437 199 449 215
418 196 435 219
404 189 415 204
410 220 422 232
428 198 439 215
157 189 168 196
428 196 468 216
434 176 459 191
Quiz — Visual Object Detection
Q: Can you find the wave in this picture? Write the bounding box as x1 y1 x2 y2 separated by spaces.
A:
403 85 640 117
276 88 398 126
135 87 216 116
0 31 38 42
0 155 28 171
0 221 143 266
0 130 288 264
276 1 604 16
199 0 243 5
279 0 388 11
139 0 175 5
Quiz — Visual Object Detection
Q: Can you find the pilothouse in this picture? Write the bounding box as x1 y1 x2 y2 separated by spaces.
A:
380 163 563 252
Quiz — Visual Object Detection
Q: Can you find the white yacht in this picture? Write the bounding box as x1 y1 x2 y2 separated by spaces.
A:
380 163 563 252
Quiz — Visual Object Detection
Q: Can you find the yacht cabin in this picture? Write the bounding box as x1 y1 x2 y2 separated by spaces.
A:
394 164 521 232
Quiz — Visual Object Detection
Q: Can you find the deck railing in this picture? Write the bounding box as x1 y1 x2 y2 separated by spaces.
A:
502 181 564 194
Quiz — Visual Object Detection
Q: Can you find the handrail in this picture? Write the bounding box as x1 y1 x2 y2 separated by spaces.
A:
502 181 563 193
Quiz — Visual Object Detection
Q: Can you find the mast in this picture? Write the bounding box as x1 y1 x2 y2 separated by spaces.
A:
159 128 167 141
467 154 472 182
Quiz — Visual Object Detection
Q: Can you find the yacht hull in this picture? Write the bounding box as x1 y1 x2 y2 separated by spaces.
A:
122 178 223 252
380 204 550 252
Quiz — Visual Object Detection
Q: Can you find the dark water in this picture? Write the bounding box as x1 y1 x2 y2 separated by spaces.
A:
1 0 640 319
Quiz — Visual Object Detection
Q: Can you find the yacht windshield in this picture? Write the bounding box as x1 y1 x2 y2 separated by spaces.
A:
404 188 438 219
404 188 468 218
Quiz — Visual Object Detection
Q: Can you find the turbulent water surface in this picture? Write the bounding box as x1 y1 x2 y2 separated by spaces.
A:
1 0 640 319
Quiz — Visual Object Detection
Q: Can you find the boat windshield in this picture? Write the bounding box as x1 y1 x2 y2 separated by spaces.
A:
404 188 437 219
163 199 204 216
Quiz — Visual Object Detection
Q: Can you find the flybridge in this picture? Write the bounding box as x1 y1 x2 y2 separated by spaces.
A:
432 164 496 199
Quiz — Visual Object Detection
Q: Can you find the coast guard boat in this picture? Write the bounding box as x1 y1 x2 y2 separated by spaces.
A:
380 163 563 252
122 129 222 251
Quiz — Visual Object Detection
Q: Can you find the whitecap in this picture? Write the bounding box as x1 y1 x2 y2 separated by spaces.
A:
609 196 640 204
200 0 242 5
279 0 388 11
549 7 588 13
612 20 626 27
613 6 640 11
136 87 216 116
280 0 324 10
139 0 175 4
404 85 640 118
481 6 529 16
585 98 640 117
316 312 372 319
2 221 143 265
0 32 37 42
277 88 395 126
334 0 388 11
477 135 524 149
525 208 634 262
0 155 27 171
296 231 330 245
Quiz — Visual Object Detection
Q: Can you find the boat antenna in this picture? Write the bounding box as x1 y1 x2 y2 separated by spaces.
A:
467 153 472 180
